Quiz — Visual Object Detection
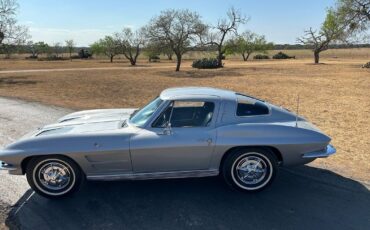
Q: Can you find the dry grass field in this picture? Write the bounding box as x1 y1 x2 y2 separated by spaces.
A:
0 48 369 183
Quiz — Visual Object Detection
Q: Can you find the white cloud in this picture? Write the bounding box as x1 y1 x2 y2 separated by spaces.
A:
28 27 117 46
24 21 35 25
123 24 135 29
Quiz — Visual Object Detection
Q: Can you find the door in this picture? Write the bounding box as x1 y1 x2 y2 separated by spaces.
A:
130 100 218 173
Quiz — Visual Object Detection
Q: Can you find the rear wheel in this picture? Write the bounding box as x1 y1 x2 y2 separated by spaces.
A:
26 156 84 199
222 148 278 192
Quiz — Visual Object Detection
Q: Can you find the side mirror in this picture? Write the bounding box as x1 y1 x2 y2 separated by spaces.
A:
158 101 174 135
162 121 172 135
163 122 172 135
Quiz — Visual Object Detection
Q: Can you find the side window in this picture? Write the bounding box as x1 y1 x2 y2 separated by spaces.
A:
152 101 215 128
236 95 269 116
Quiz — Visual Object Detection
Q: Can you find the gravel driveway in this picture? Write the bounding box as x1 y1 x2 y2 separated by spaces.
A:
0 97 369 230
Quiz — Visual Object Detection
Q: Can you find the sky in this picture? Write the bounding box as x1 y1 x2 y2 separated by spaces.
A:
17 0 336 46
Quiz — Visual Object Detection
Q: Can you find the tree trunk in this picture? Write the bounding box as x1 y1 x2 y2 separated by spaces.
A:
0 31 4 44
130 58 136 66
242 53 251 61
110 55 113 63
175 54 182 71
167 53 172 60
314 51 320 64
217 47 223 68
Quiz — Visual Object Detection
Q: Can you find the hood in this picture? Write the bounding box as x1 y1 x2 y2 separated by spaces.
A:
34 108 137 137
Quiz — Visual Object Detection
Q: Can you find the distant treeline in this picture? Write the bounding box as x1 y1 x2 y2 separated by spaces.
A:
3 43 370 55
185 43 370 52
273 43 370 50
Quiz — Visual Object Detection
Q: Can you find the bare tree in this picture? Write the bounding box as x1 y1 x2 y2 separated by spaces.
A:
65 39 75 59
115 27 146 66
0 0 28 47
53 42 62 58
147 9 206 71
90 36 120 62
203 7 247 67
298 9 348 64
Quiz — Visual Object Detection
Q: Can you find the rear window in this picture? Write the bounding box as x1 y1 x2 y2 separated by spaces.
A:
236 94 269 116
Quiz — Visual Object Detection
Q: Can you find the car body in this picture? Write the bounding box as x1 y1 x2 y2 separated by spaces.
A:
0 87 336 198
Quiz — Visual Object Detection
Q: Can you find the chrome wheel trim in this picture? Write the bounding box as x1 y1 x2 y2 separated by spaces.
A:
231 152 273 190
32 159 76 196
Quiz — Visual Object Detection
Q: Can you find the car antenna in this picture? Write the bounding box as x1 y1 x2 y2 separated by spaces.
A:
295 94 300 127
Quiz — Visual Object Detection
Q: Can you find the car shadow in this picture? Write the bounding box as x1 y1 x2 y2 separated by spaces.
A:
5 165 370 230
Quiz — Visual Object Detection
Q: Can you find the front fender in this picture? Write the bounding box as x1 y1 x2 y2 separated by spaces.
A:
1 132 132 175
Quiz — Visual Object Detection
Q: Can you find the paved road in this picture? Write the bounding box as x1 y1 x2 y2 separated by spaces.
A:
0 97 71 205
0 97 369 230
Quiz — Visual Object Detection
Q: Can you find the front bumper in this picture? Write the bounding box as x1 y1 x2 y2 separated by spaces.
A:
302 144 336 159
0 161 18 171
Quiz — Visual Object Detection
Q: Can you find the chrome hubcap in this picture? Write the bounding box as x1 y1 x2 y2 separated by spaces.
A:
236 156 267 185
38 162 71 190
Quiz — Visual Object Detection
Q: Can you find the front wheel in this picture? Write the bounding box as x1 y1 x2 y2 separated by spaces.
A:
26 156 84 199
222 148 278 192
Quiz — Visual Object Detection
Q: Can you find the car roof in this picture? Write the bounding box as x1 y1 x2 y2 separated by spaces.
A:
160 87 237 101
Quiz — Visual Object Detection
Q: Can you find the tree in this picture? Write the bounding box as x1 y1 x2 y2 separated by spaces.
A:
53 42 62 58
27 41 50 58
336 0 369 29
160 43 174 60
146 41 174 60
335 0 370 46
115 27 146 66
297 9 348 64
0 0 28 47
0 43 16 58
147 9 206 71
203 7 247 67
65 39 75 59
225 31 273 61
90 36 120 62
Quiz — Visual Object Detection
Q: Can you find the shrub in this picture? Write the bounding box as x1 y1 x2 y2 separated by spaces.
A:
25 55 38 60
149 55 160 62
253 54 270 59
192 58 222 69
78 49 92 59
272 52 295 59
70 55 81 59
37 55 67 61
362 61 370 68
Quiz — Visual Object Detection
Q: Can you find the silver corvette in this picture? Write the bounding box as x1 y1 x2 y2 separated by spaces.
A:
0 87 336 198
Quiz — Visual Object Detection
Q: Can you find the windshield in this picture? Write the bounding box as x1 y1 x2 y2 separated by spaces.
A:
129 97 163 127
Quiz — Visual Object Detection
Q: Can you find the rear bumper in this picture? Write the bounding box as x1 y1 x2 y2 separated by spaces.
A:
302 144 336 159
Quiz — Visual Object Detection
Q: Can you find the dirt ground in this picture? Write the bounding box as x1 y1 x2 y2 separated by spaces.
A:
0 202 9 230
0 50 369 183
